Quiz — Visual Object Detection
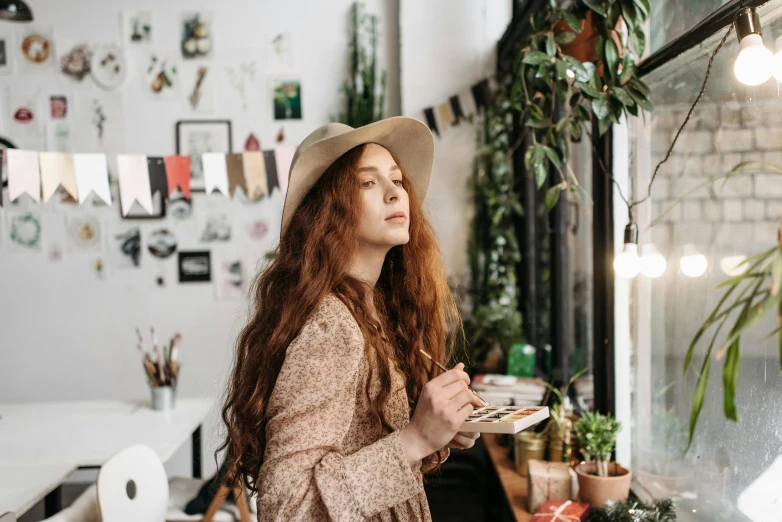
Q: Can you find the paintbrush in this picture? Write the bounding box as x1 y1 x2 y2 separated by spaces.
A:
151 327 168 385
418 349 488 406
136 328 158 386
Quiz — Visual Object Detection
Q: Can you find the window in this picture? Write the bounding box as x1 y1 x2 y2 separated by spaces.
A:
629 8 782 520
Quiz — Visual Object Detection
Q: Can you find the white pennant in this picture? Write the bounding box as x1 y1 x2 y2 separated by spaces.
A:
7 149 42 203
74 153 112 205
202 152 229 196
117 154 153 216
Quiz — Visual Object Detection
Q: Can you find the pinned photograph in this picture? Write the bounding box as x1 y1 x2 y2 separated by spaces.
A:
199 212 231 242
175 120 232 191
122 10 153 44
214 255 244 301
107 223 141 269
270 32 293 69
178 250 211 283
273 79 302 120
59 42 91 82
91 43 126 91
18 25 55 71
6 211 43 252
50 95 69 120
8 88 44 150
181 12 212 59
168 190 193 220
66 214 102 253
144 53 179 99
182 62 215 113
147 228 177 259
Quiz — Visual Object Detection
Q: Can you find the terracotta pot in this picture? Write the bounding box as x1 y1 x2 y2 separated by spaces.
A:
553 10 600 63
575 461 632 507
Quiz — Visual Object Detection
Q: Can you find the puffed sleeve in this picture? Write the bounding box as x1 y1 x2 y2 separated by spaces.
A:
258 297 423 521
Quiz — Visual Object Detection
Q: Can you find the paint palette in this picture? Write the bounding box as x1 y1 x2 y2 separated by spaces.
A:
459 405 549 434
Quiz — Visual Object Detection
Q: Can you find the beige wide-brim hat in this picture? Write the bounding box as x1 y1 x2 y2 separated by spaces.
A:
279 116 434 236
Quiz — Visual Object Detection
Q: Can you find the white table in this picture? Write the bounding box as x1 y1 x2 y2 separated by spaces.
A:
0 462 78 517
0 397 215 517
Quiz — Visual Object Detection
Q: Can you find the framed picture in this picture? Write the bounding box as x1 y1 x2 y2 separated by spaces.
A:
273 79 302 120
175 119 232 191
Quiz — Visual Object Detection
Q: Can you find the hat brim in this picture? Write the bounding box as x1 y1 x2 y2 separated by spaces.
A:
280 117 434 235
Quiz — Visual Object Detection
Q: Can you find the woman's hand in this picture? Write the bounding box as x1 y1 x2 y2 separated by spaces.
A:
446 431 480 450
400 363 484 465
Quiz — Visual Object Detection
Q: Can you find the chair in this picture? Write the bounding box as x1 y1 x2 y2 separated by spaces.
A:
39 445 250 522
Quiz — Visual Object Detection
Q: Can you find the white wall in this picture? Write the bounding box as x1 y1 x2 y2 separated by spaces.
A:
0 0 398 480
400 0 511 280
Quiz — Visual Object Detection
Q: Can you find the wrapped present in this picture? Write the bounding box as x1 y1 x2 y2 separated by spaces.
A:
531 500 590 521
527 459 574 513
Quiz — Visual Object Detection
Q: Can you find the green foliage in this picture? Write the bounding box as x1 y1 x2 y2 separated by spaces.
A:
588 498 677 522
336 2 386 127
464 87 524 363
574 411 620 475
652 160 782 449
512 0 653 195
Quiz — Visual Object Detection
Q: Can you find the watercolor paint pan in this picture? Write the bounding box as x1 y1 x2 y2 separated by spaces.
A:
459 405 549 434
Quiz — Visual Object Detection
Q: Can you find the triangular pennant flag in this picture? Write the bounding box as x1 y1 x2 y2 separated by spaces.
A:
449 95 465 125
263 150 279 194
423 108 439 137
471 79 491 112
147 157 169 202
117 154 154 216
164 155 191 201
7 149 41 203
40 152 78 203
202 152 229 196
225 153 248 198
459 88 477 119
73 153 112 205
243 151 267 201
436 102 455 130
274 146 296 195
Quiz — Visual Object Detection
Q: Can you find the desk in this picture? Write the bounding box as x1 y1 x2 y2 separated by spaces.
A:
0 398 215 517
484 434 533 522
0 463 77 517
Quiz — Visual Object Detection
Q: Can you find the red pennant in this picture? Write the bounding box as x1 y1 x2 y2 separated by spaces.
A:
164 155 191 201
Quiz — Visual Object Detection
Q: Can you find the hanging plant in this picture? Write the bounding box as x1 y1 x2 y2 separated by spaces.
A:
336 2 387 127
511 0 653 207
464 86 524 364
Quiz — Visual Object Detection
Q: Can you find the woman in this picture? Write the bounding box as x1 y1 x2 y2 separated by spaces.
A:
220 117 482 521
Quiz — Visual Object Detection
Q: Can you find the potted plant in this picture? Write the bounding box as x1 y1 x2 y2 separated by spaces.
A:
573 411 631 507
542 368 586 465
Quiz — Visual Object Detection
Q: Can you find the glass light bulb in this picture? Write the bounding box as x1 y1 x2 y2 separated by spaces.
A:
734 34 774 86
680 244 708 278
614 243 641 279
640 244 667 278
720 254 748 276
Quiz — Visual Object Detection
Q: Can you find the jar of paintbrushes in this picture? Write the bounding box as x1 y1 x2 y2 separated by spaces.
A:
136 327 182 411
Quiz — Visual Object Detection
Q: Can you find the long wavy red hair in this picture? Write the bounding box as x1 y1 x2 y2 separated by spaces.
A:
219 143 462 491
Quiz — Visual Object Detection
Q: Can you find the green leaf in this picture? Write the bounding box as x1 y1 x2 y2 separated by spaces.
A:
626 86 653 111
522 50 551 65
575 104 591 121
632 26 646 58
529 104 544 120
688 354 712 448
565 55 591 82
545 185 561 210
598 116 612 136
592 95 610 120
524 146 535 169
525 117 553 129
594 35 606 63
722 339 740 421
633 0 651 20
621 1 637 28
722 292 782 350
546 34 557 56
542 145 561 166
569 91 582 108
628 77 651 98
555 59 569 80
607 2 621 28
771 253 782 295
605 38 620 81
619 56 636 85
570 120 582 140
613 87 635 107
561 11 582 33
534 159 548 189
580 0 607 17
555 31 577 44
576 80 602 98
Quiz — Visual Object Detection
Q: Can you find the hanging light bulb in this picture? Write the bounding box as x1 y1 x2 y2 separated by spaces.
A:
720 254 748 276
734 7 773 86
680 243 708 278
614 222 641 279
641 244 667 278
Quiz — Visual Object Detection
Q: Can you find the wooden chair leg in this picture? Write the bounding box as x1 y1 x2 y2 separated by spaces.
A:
201 484 231 522
233 487 252 522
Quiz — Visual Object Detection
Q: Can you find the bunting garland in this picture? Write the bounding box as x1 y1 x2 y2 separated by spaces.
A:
416 78 493 138
164 155 191 201
147 157 170 202
40 152 78 203
7 149 42 203
74 153 112 205
117 154 154 216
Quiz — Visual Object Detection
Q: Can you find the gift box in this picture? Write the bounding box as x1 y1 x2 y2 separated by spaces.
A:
527 459 574 513
530 500 590 521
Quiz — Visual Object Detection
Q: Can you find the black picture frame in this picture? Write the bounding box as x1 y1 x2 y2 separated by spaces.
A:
175 120 233 192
